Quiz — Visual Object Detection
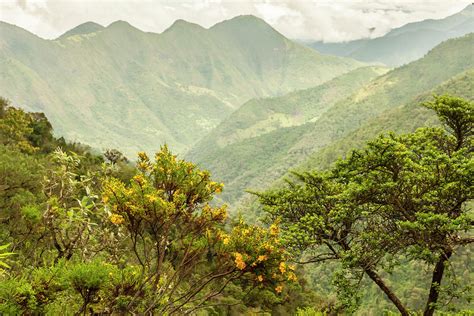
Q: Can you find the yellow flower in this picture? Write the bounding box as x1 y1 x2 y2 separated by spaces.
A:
133 174 145 185
223 237 230 245
257 255 268 262
138 151 149 161
275 285 283 293
234 252 246 270
138 161 150 170
270 223 279 236
102 195 109 203
257 275 264 282
110 214 125 225
279 262 286 274
145 194 157 203
287 272 298 282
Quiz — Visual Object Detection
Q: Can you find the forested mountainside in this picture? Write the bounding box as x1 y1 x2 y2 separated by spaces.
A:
0 93 471 315
0 5 473 314
307 4 473 66
189 34 474 209
187 66 388 155
0 15 362 156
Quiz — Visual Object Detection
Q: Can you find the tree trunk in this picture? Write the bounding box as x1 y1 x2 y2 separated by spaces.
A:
365 268 410 316
424 249 453 316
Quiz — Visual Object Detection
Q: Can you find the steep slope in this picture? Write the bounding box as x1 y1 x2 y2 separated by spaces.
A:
307 4 473 66
0 16 362 156
294 69 474 174
188 66 388 160
190 34 474 209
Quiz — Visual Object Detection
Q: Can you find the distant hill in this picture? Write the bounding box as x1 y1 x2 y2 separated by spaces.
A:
188 34 474 210
306 4 473 66
293 69 474 174
187 66 388 157
0 16 362 156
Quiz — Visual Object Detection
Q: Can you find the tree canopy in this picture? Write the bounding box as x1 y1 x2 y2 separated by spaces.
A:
256 95 473 315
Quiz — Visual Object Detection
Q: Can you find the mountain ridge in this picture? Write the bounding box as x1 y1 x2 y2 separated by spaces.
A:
307 5 473 66
188 34 474 209
0 15 363 156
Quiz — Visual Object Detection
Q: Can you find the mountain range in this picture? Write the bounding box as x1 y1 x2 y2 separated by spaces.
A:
187 33 474 210
1 7 473 211
306 4 473 66
0 16 362 156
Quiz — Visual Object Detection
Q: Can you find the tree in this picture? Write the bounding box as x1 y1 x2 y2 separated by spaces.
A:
103 148 128 164
256 95 473 315
42 148 105 263
0 105 36 153
102 146 293 313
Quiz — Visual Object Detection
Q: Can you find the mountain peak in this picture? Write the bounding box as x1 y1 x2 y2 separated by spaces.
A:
107 20 134 29
211 14 272 29
163 19 205 34
209 14 286 40
58 21 104 39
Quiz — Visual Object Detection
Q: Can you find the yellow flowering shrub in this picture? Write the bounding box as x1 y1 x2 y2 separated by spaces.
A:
100 145 295 310
221 219 297 294
109 214 125 225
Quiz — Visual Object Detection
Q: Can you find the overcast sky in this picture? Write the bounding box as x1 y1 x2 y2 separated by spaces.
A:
0 0 471 42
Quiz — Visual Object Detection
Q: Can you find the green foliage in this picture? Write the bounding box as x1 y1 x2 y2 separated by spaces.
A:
423 94 473 150
0 100 296 314
0 278 38 314
256 95 473 314
68 261 111 313
0 244 14 273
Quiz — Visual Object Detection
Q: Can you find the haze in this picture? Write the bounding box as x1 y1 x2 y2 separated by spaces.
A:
1 0 471 42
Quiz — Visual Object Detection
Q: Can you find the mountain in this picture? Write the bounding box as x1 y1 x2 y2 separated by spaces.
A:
187 66 388 157
188 34 474 209
294 69 474 174
58 22 105 39
0 16 363 156
186 66 388 205
306 4 473 66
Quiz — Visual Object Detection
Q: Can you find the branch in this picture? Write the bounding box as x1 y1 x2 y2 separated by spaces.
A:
294 253 337 264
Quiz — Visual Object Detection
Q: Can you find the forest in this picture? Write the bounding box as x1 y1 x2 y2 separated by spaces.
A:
0 3 473 315
0 94 472 314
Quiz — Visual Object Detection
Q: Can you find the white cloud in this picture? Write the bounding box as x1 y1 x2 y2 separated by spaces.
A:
0 0 471 42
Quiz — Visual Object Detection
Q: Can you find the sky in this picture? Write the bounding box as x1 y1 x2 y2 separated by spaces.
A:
0 0 471 42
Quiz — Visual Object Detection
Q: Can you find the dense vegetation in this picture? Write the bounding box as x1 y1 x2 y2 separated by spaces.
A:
255 95 473 314
0 98 311 314
1 9 473 314
0 92 471 314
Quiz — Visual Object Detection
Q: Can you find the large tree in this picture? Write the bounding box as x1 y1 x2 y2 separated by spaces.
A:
256 95 473 315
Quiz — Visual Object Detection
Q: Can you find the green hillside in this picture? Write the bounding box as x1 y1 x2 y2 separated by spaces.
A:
295 69 474 173
188 66 388 157
189 34 474 210
0 16 362 156
307 4 473 66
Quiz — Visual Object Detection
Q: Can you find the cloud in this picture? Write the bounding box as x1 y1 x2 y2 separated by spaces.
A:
0 0 471 42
